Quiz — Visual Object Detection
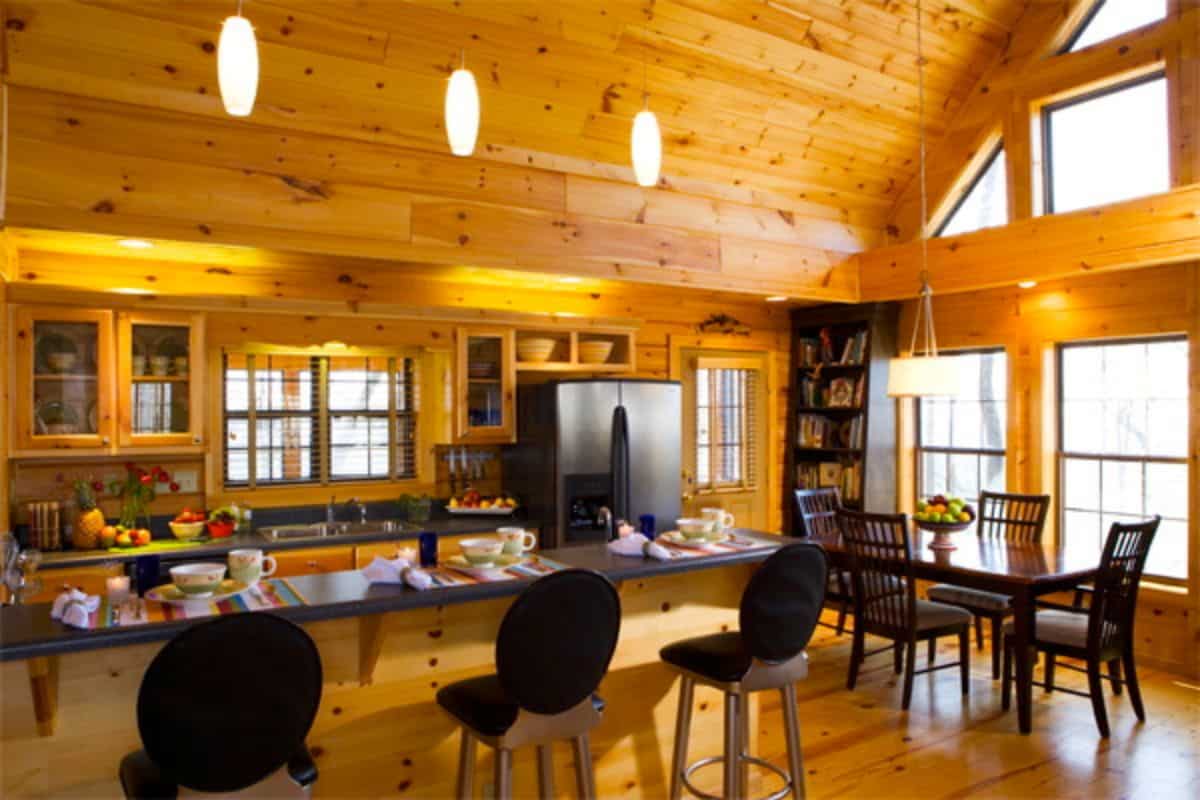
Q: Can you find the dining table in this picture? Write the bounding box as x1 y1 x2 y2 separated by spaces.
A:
806 525 1101 734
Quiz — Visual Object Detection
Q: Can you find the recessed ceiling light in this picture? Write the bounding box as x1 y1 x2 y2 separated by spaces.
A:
1018 280 1038 289
765 295 788 302
559 276 583 284
111 287 153 295
117 239 154 249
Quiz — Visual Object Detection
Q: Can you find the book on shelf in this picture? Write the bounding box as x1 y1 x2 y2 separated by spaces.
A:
797 338 820 367
796 414 834 448
839 462 862 502
838 330 869 365
795 462 820 490
798 374 864 409
838 417 864 449
818 462 842 488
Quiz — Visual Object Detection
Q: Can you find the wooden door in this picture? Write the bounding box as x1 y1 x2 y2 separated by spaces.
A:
14 306 116 452
117 311 205 449
454 327 516 444
681 351 770 531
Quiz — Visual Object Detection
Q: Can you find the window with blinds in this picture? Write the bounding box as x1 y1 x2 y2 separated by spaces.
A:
696 366 759 491
223 352 419 488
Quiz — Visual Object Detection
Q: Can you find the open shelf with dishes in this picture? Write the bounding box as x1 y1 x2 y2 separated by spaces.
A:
513 328 635 373
783 303 898 534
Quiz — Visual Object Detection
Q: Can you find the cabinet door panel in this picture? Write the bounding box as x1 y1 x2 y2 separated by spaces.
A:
117 311 205 449
270 546 354 577
455 328 516 443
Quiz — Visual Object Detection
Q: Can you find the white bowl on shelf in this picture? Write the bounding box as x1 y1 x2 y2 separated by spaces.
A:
578 340 615 364
517 337 557 363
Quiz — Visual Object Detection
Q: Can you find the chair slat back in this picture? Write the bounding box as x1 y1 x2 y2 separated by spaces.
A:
794 487 841 537
837 508 915 637
976 491 1050 543
1089 517 1160 653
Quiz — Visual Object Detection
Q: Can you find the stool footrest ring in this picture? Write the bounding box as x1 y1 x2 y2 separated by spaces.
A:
681 754 793 800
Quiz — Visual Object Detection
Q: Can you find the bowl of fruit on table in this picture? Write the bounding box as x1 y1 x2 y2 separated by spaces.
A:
913 494 975 550
446 490 520 515
169 508 208 540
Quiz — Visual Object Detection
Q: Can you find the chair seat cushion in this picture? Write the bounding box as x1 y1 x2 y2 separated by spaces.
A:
914 599 972 631
926 584 1012 611
436 674 520 736
1003 609 1088 648
119 750 178 799
660 632 751 683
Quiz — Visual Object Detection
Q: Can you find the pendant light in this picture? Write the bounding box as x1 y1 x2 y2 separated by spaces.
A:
445 50 480 157
887 0 961 398
630 52 661 187
217 1 259 117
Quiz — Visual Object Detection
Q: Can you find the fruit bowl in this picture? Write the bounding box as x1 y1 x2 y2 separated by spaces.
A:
169 521 206 540
913 494 974 550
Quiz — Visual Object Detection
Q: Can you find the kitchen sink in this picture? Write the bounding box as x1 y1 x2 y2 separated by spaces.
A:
258 520 414 541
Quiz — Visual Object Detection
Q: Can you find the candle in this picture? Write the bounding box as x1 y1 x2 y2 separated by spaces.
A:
397 547 418 565
106 575 130 605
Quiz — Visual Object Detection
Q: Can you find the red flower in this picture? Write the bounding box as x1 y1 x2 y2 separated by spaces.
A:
91 480 104 492
169 482 180 493
124 462 135 472
156 471 169 484
139 473 153 486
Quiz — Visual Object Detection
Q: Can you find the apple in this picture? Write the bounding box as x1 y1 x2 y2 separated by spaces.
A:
133 529 152 546
116 532 133 548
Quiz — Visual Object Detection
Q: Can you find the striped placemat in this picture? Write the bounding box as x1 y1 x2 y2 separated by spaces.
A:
656 534 776 559
91 578 308 628
428 556 569 586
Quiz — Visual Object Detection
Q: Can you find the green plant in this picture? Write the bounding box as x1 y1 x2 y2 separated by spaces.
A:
398 493 433 522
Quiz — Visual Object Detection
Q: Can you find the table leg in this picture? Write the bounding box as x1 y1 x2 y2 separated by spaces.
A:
1011 587 1035 734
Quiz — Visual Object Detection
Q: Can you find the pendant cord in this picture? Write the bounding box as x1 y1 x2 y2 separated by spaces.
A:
237 0 243 16
908 0 938 359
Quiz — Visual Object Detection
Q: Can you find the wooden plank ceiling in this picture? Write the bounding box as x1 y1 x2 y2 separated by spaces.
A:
1 0 1030 301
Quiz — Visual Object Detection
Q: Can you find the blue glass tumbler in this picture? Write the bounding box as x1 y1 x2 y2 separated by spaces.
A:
639 514 657 539
418 531 439 568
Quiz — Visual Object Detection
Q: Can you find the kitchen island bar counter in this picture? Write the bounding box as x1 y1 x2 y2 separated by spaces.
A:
0 530 784 662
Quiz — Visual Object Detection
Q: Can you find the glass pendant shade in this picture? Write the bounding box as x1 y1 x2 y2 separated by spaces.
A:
218 15 259 117
631 109 662 187
445 68 481 157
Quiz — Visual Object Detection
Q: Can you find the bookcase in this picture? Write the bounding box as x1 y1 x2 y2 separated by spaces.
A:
782 303 899 535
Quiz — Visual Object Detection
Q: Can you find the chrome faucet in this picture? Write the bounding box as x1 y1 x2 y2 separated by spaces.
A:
597 507 615 541
326 495 337 524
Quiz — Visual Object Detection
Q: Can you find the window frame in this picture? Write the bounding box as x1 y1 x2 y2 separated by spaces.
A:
914 347 1008 507
222 348 420 491
1055 334 1189 585
934 142 1006 238
1040 70 1168 215
694 356 762 494
1059 0 1167 54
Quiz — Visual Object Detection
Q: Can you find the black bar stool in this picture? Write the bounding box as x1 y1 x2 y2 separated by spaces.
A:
118 613 323 798
437 569 621 799
660 543 827 800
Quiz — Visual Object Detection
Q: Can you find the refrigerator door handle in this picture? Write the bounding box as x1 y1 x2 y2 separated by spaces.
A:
610 404 630 528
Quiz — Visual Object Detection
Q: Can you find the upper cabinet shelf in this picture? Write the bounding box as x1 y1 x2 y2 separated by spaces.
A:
514 329 635 373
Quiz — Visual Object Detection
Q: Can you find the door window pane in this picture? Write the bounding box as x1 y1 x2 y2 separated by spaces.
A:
1045 76 1168 213
696 367 758 490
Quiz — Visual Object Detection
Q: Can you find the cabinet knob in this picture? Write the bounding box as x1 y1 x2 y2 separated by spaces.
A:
101 437 111 446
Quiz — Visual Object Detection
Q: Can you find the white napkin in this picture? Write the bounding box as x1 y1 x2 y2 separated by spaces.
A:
362 556 433 591
51 588 100 629
607 533 673 561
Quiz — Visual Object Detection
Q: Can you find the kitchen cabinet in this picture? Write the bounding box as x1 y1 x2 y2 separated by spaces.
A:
454 327 516 444
13 307 116 452
270 546 356 578
117 311 205 449
27 563 124 604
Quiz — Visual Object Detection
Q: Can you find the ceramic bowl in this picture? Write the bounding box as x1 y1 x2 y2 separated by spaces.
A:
46 352 77 372
517 337 557 363
459 537 504 565
168 521 206 540
169 563 227 596
578 341 615 364
676 518 716 540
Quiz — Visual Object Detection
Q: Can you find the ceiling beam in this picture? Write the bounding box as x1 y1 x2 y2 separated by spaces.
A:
858 184 1200 300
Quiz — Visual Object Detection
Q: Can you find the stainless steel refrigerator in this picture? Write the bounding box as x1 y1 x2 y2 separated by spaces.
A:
503 379 682 548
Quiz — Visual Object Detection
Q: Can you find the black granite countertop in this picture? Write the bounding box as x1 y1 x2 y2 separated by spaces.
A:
0 531 785 662
36 517 543 570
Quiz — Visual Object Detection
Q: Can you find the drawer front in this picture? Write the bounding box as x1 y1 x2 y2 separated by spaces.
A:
30 563 125 603
270 547 355 577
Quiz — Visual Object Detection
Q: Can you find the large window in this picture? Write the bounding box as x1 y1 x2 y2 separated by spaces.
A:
937 146 1008 237
1065 0 1166 52
224 352 418 488
696 365 759 490
1059 337 1188 581
1043 73 1169 214
917 349 1007 506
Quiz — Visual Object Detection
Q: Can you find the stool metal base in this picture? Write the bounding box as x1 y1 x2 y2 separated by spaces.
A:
682 755 794 800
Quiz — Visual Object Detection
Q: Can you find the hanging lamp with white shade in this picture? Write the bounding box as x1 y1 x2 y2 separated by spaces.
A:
217 1 259 117
445 51 480 157
630 54 661 187
887 0 961 399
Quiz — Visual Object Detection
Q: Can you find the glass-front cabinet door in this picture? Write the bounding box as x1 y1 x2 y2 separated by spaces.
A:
15 307 115 451
455 328 516 443
117 311 205 448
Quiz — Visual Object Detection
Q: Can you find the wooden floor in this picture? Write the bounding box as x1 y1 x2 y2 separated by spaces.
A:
746 615 1200 799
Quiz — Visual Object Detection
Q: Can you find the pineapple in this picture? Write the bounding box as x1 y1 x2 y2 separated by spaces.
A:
72 479 106 550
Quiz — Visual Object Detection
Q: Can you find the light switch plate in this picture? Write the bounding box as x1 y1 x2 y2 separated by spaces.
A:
173 469 199 493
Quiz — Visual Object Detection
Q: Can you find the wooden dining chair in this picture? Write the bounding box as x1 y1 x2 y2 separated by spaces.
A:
1002 516 1160 737
794 487 851 635
838 509 972 710
926 491 1050 678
